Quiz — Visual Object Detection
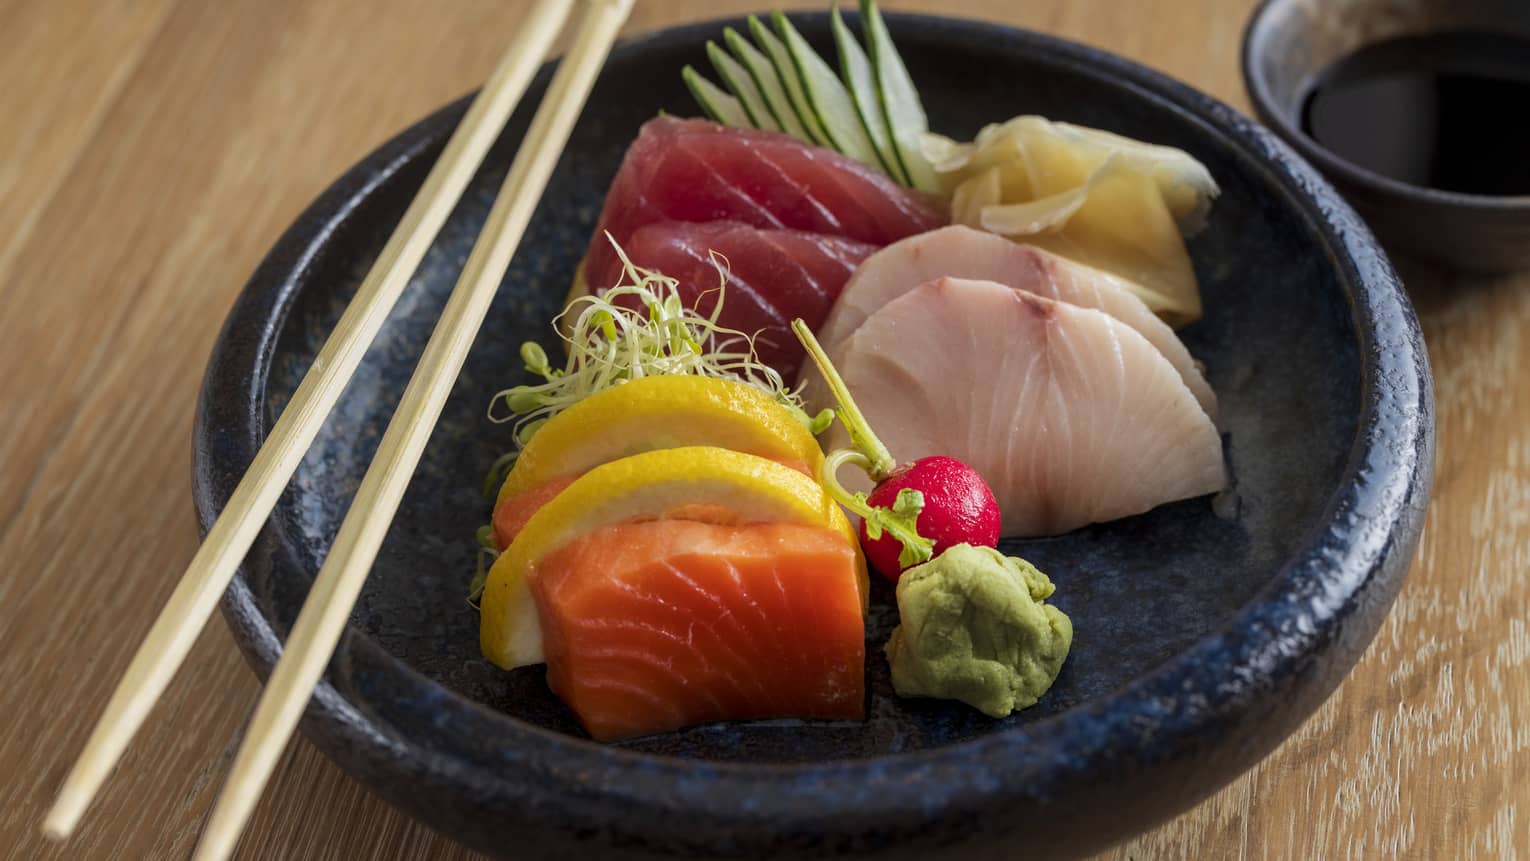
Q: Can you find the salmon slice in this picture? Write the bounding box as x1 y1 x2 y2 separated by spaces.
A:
811 226 1217 417
530 519 866 741
492 476 577 550
825 277 1226 537
590 220 877 378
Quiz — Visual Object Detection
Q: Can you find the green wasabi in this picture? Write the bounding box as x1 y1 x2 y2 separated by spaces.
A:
884 544 1072 717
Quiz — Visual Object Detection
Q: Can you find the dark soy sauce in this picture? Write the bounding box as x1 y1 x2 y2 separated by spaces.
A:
1301 31 1530 196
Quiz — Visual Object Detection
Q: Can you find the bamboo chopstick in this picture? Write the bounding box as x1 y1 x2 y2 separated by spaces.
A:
189 2 633 857
41 0 576 842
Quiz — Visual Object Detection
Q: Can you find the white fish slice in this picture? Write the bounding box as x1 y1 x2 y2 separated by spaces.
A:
811 226 1217 417
823 277 1225 537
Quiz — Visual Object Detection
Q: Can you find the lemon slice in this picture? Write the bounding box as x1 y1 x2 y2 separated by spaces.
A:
481 446 865 669
496 374 824 507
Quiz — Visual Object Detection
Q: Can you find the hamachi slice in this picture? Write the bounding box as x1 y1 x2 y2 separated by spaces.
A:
811 226 1216 417
824 277 1225 536
530 519 866 740
584 220 877 377
584 116 945 297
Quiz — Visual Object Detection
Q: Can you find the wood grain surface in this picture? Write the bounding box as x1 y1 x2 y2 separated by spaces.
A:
1 1 1524 858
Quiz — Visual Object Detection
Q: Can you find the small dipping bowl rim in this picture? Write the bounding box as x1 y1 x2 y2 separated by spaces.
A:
1241 0 1530 213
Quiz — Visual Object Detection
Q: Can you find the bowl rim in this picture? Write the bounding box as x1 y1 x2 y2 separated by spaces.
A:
195 9 1434 850
1240 0 1530 211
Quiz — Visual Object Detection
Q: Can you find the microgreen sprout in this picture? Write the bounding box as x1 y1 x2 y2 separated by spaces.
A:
485 236 824 459
467 524 499 608
481 450 517 499
471 241 842 601
792 319 934 567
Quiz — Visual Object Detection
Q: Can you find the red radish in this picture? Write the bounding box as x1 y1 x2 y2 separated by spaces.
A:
791 320 1002 581
860 457 1000 579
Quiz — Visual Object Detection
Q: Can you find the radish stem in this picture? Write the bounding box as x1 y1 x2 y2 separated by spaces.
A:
819 449 933 566
792 319 933 568
791 319 896 480
821 449 877 515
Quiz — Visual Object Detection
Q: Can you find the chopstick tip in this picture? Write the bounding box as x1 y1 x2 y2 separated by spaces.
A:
41 800 80 842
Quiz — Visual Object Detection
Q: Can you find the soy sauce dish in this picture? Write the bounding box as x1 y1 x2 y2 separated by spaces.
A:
194 12 1433 860
1243 0 1530 271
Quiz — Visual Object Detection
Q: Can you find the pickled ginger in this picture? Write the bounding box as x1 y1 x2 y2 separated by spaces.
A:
923 116 1218 327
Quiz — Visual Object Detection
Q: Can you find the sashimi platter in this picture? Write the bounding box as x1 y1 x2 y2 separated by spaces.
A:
192 1 1430 856
474 1 1228 739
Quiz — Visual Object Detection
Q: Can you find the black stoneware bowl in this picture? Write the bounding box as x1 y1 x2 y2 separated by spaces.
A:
1243 0 1530 271
193 12 1434 860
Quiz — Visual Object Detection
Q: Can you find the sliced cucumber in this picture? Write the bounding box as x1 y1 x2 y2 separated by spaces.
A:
829 5 907 184
682 65 751 128
707 40 778 132
677 0 931 190
773 11 887 172
747 15 832 147
861 0 938 192
723 27 810 141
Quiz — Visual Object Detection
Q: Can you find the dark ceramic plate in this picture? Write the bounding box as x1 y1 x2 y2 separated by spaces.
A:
193 12 1433 861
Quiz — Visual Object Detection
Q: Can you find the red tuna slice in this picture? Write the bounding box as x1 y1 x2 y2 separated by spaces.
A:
593 220 877 378
585 117 945 296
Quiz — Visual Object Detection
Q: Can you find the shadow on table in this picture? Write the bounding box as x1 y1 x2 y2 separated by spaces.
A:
1392 254 1528 323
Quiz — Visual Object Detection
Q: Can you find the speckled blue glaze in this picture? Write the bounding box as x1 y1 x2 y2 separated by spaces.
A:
192 13 1433 860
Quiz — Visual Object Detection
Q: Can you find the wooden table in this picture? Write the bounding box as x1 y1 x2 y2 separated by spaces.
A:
3 1 1525 858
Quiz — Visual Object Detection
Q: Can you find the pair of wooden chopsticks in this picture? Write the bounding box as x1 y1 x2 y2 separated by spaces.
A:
43 1 633 856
